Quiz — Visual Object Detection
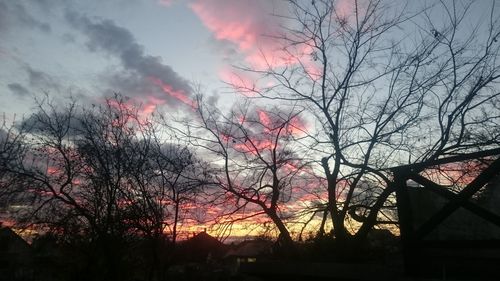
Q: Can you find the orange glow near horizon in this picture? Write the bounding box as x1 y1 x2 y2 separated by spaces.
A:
173 205 334 242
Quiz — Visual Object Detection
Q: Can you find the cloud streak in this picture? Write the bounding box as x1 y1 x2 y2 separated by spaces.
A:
66 11 193 109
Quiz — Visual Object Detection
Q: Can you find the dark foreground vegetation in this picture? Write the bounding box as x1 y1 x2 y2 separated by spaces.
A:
3 225 500 281
1 226 404 281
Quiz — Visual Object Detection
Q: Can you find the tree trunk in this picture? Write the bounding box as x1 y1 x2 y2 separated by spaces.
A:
267 209 294 249
318 208 329 236
172 199 180 245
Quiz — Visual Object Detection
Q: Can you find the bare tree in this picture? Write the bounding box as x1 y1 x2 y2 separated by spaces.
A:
178 97 312 248
0 95 210 279
231 0 500 242
147 141 209 244
0 116 29 210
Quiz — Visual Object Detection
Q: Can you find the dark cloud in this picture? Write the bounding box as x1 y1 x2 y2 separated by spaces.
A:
104 71 155 96
15 95 92 138
0 128 6 142
9 64 86 102
25 65 60 91
18 109 74 136
0 1 51 33
207 91 220 107
65 11 193 108
7 83 30 97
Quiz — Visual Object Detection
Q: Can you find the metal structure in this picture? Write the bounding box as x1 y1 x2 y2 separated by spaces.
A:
393 148 500 279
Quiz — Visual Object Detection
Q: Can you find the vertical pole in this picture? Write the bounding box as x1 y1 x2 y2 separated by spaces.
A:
394 168 416 275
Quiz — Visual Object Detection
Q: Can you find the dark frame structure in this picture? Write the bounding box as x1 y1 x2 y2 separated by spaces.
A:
392 148 500 279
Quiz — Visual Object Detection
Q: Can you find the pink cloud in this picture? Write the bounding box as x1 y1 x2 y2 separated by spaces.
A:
190 0 297 69
190 0 325 84
218 66 259 95
47 166 60 175
335 0 355 19
149 77 196 108
287 115 308 136
157 0 175 7
190 0 277 51
99 94 166 124
222 108 309 157
257 110 271 128
137 95 167 117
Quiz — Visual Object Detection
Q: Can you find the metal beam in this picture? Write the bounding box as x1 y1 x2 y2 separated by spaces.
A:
387 148 500 173
409 173 500 228
414 157 500 239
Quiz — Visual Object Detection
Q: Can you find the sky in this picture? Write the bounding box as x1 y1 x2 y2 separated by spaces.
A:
0 0 293 119
1 0 497 240
1 0 494 118
0 0 312 238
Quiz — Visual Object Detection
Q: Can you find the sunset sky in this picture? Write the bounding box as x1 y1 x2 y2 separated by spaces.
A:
0 0 327 239
1 0 498 240
0 0 296 118
1 0 494 116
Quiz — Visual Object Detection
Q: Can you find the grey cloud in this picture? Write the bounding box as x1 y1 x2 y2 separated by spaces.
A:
9 64 70 98
0 128 6 143
8 83 31 97
25 65 60 91
207 91 219 106
208 37 240 62
18 109 78 137
65 12 192 107
32 0 64 11
61 33 76 44
20 63 91 104
0 1 51 33
105 71 155 96
0 2 7 31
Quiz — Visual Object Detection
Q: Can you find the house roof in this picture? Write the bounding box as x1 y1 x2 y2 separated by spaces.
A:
183 231 224 248
0 226 31 254
176 231 227 261
224 239 273 258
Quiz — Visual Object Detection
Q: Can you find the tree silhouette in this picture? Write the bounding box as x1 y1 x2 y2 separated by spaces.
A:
177 97 314 248
231 0 500 242
0 95 208 280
